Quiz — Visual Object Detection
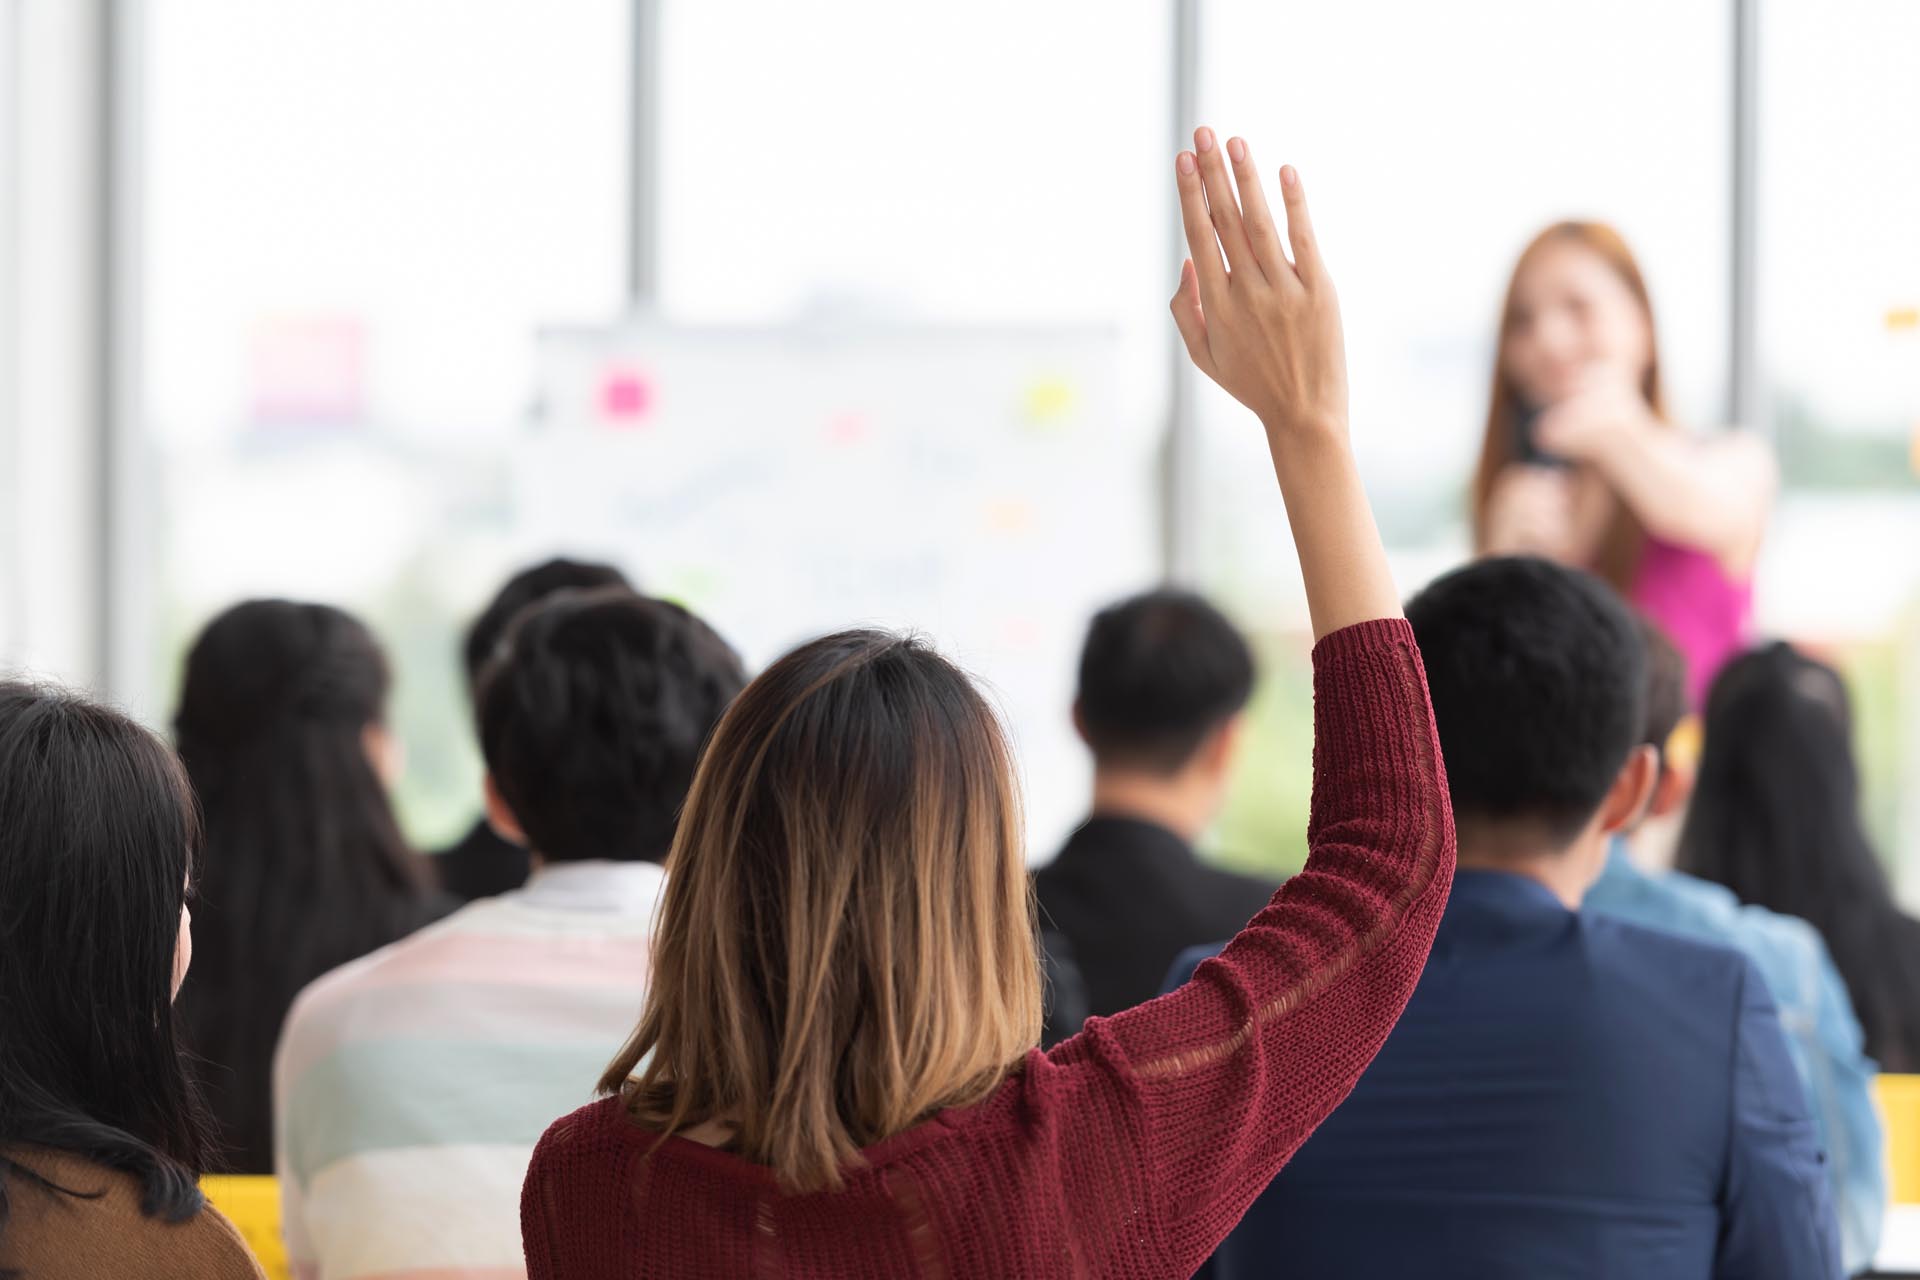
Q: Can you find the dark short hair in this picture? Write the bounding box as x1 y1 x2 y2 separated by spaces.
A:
477 589 746 864
463 558 632 689
1636 615 1689 771
1405 557 1645 842
1075 589 1255 774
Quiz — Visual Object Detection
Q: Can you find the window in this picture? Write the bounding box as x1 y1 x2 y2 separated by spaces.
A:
131 0 1168 852
657 1 1166 329
1759 2 1920 492
652 0 1173 853
134 0 630 843
1755 2 1920 893
109 2 1920 886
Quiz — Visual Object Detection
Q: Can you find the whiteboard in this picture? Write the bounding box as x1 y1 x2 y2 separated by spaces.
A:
518 320 1161 857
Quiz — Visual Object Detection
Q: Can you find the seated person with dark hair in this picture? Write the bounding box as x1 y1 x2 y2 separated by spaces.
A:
1035 588 1274 1040
1170 557 1838 1280
1586 618 1883 1272
433 556 634 899
274 588 745 1280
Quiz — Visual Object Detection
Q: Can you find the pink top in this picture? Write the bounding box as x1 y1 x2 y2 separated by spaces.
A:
1627 536 1753 707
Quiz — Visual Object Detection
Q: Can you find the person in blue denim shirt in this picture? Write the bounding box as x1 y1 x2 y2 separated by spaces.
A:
1585 619 1884 1272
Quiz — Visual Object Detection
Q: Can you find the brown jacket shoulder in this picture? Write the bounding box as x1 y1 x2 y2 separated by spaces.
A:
0 1149 265 1280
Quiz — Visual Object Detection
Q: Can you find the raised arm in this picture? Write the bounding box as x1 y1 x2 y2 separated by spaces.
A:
1035 130 1454 1278
1166 131 1397 638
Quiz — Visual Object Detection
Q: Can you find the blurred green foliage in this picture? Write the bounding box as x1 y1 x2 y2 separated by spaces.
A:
1832 638 1907 872
1202 631 1315 878
1774 393 1917 491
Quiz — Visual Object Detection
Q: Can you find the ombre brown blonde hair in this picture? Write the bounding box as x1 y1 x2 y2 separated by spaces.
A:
1469 221 1670 591
600 629 1043 1193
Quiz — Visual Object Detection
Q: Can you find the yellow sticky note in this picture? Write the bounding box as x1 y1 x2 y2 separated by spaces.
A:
1021 378 1077 428
1877 1074 1920 1204
1664 714 1704 776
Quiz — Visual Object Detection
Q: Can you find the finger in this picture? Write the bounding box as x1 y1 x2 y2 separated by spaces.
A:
1226 137 1288 283
1175 151 1227 301
1169 259 1215 374
1195 127 1258 281
1278 165 1326 282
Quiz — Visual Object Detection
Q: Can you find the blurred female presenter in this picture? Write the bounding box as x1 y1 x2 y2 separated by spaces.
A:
1470 222 1775 704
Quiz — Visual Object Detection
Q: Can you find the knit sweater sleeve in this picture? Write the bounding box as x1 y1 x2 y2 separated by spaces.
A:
522 1120 565 1280
1037 617 1454 1276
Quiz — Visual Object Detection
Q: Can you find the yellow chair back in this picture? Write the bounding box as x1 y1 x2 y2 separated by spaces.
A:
200 1175 290 1280
1878 1073 1920 1205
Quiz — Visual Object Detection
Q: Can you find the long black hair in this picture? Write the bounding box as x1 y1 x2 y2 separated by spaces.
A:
0 681 212 1236
172 600 441 1172
1677 642 1920 1071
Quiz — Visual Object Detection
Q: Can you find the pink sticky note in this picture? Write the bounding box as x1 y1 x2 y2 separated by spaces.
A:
826 412 869 445
248 315 367 425
600 370 654 424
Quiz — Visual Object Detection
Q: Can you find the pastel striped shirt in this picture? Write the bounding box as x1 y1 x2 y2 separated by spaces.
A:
273 860 664 1280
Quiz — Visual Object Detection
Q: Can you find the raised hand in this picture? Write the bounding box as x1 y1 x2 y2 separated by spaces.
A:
1170 128 1347 440
1170 128 1397 638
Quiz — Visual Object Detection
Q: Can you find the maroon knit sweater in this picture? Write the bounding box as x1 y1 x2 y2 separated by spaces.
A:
522 618 1454 1279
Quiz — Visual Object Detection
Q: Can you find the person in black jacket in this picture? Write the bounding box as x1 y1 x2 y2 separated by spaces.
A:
433 557 633 900
1034 588 1274 1039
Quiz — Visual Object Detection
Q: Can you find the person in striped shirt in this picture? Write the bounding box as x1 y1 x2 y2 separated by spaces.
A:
273 587 746 1280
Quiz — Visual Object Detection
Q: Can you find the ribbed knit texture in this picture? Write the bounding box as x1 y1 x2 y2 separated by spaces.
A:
520 618 1455 1279
0 1149 266 1280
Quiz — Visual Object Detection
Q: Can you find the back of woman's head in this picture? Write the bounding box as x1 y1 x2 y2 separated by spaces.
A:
175 598 387 773
172 600 429 1165
0 682 209 1223
1679 642 1920 1066
603 630 1041 1193
1680 642 1875 909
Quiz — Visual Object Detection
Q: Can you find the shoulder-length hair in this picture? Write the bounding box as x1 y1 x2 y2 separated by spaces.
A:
601 629 1042 1192
173 599 435 1170
0 681 212 1231
1468 220 1670 590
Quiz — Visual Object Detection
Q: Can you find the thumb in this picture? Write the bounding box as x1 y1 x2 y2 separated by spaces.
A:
1170 259 1215 375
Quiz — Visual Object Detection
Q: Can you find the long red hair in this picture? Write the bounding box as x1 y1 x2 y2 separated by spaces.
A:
1469 221 1669 590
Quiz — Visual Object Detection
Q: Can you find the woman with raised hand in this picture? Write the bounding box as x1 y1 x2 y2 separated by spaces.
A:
173 600 450 1173
0 683 264 1279
1471 223 1777 705
520 129 1455 1280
